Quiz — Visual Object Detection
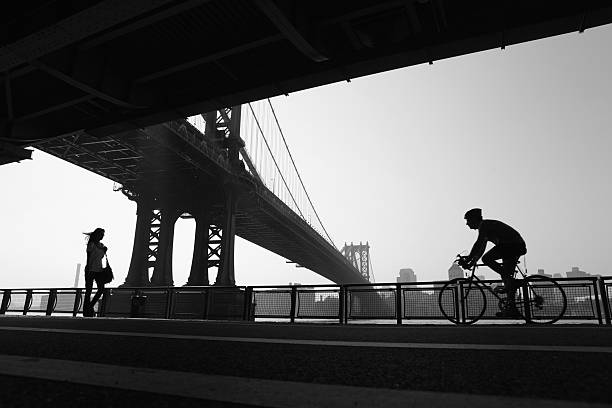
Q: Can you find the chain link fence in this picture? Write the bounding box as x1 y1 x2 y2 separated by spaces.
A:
1 277 611 324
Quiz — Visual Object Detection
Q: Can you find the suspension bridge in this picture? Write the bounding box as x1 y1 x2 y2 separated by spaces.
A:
34 101 368 286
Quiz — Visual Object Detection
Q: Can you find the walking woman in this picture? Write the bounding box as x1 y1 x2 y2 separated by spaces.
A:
83 227 107 317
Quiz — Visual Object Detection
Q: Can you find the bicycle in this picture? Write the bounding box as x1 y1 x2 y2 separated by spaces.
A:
438 254 567 324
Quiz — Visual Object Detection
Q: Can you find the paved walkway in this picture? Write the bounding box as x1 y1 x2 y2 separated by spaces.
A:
0 317 610 407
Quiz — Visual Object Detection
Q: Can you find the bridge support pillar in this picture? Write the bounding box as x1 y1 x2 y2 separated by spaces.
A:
227 105 242 167
122 197 154 287
186 209 211 286
150 205 181 286
215 189 237 286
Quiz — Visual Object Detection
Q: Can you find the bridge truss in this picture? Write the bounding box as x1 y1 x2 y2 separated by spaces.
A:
341 242 372 282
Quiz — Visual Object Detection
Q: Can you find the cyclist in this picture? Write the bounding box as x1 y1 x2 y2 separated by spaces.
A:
458 208 527 317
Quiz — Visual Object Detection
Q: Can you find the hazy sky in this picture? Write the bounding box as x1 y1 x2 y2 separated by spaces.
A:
2 24 612 289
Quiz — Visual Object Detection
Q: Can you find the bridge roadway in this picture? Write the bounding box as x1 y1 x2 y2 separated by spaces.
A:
0 317 610 407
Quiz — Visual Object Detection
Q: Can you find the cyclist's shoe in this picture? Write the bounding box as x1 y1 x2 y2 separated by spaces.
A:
496 307 522 318
534 295 544 308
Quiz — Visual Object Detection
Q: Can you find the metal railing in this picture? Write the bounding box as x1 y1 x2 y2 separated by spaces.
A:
1 277 610 324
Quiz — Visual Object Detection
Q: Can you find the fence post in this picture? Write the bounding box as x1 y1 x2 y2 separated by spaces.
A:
0 290 10 315
338 286 345 324
203 288 210 320
457 281 465 323
591 278 603 325
243 287 253 321
290 286 297 323
165 288 174 319
23 290 33 315
396 284 402 325
344 286 350 324
98 288 111 317
73 289 82 317
598 277 611 325
46 289 57 316
521 282 532 322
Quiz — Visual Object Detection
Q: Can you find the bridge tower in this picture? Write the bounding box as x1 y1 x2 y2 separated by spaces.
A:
341 242 371 282
121 106 245 287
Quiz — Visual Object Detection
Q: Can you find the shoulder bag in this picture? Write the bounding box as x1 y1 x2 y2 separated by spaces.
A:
99 254 114 284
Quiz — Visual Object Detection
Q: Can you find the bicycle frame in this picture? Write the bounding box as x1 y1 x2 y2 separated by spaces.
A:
440 255 568 324
461 262 530 317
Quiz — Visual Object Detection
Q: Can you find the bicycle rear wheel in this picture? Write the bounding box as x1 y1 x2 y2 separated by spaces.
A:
516 275 567 324
438 278 486 324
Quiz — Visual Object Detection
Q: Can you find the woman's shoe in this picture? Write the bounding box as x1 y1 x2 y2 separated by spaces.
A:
83 305 94 317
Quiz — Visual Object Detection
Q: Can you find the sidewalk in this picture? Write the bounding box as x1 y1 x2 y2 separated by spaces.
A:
0 317 610 406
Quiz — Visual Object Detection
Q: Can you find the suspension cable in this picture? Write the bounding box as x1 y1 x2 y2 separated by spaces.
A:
369 252 376 283
266 99 337 248
247 103 305 219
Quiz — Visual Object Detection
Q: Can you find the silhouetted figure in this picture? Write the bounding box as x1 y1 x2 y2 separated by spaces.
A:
459 208 526 317
83 228 107 317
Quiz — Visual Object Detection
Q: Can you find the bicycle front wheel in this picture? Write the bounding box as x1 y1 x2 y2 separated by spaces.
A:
438 278 486 324
517 275 567 324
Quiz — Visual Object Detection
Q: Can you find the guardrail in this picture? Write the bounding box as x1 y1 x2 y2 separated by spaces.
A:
1 277 610 324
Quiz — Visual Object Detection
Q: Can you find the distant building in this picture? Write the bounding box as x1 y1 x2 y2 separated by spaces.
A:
566 267 600 278
552 273 563 279
476 274 486 281
448 264 464 280
566 267 588 278
397 268 417 283
537 268 552 278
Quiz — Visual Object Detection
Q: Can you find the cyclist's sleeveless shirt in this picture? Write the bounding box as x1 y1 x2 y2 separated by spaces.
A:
479 219 525 247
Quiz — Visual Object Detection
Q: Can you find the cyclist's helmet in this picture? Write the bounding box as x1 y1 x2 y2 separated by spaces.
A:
464 208 482 220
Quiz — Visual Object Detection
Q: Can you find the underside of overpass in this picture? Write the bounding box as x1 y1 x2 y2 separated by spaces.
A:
2 0 612 166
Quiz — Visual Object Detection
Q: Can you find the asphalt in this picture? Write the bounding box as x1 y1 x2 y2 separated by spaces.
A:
0 316 610 407
0 374 252 408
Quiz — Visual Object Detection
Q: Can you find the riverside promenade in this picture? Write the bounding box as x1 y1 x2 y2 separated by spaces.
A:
0 316 610 407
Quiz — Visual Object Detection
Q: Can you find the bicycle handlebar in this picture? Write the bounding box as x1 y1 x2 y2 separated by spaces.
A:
454 254 486 269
